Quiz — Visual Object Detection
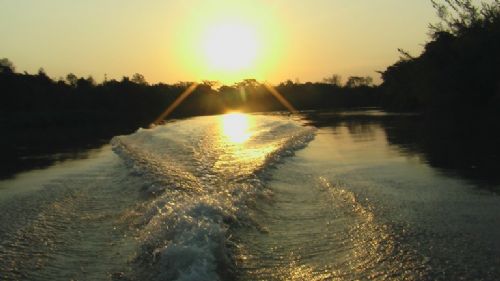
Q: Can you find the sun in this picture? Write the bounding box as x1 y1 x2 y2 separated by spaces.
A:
202 23 259 72
173 1 285 84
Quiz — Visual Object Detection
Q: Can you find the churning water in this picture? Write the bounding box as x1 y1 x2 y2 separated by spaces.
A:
1 111 499 280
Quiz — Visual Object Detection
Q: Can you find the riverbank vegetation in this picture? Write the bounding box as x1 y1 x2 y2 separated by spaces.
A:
1 0 499 178
380 0 500 116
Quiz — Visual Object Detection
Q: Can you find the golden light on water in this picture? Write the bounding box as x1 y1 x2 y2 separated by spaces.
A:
151 83 297 126
220 112 253 144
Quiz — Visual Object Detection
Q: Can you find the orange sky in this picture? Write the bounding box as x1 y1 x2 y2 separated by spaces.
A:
0 0 439 84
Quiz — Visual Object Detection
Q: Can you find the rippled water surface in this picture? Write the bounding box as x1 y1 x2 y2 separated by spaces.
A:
1 111 499 280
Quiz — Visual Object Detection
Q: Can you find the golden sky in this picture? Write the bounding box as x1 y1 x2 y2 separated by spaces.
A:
0 0 438 84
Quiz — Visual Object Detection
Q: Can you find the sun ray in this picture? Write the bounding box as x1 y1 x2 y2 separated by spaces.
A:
151 82 199 126
150 81 298 128
263 83 298 114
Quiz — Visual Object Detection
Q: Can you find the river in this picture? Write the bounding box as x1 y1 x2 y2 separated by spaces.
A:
0 110 499 280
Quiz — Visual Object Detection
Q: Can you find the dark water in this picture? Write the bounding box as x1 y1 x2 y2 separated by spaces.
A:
0 111 499 280
0 126 126 180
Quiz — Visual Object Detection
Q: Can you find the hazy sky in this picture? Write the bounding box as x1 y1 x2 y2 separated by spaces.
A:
0 0 439 84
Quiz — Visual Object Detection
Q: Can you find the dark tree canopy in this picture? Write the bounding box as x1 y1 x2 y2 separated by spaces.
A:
66 73 78 87
131 73 148 85
345 76 373 88
380 0 500 114
0 58 15 74
323 74 343 86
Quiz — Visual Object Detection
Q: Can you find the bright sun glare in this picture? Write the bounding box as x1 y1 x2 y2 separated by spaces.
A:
203 23 259 71
220 112 252 143
176 1 284 84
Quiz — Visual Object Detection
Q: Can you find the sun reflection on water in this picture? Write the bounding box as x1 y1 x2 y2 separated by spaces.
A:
220 112 253 144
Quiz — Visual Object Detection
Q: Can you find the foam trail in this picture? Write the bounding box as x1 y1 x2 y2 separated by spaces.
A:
111 113 315 280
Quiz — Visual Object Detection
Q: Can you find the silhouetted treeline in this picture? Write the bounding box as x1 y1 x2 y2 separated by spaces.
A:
371 1 500 192
380 0 500 117
0 60 378 178
216 79 379 113
0 64 378 132
3 0 499 179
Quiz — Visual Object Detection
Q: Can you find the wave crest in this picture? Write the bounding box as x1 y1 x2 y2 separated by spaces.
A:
111 115 315 280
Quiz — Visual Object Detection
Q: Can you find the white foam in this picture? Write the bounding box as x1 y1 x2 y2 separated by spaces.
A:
111 114 315 280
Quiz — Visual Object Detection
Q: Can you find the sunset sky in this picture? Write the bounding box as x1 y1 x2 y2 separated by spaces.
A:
0 0 438 84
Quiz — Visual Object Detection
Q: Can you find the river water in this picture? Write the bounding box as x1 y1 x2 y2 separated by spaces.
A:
0 111 499 280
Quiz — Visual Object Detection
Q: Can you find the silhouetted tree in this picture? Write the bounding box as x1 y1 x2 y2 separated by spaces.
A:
236 79 259 88
121 76 131 83
0 58 15 74
202 80 220 89
86 75 96 86
66 73 78 87
323 74 343 86
397 48 415 60
131 73 147 85
0 55 380 140
37 68 51 82
76 76 95 90
429 0 494 36
380 0 500 114
346 76 373 88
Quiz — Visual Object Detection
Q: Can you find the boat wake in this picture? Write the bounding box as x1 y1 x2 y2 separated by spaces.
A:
111 114 315 281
